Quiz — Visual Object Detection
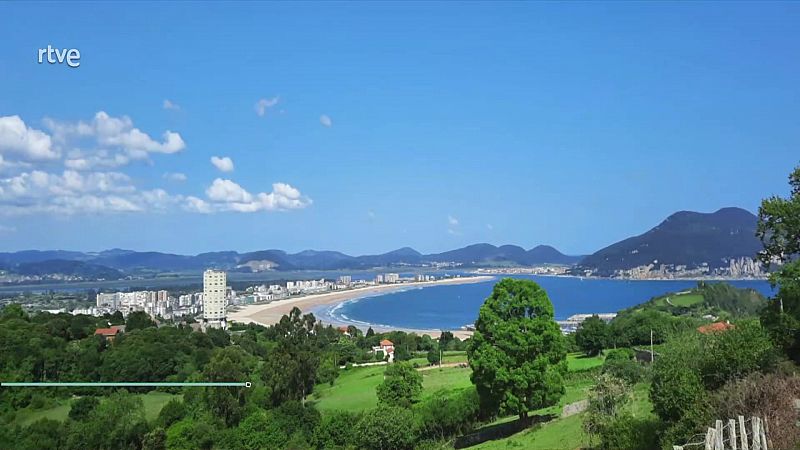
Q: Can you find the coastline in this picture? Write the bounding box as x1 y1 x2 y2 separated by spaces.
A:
228 276 493 339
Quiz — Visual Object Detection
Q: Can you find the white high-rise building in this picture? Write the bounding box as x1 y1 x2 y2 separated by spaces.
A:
203 269 227 327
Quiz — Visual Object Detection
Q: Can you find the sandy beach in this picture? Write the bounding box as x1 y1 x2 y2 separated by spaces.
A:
228 276 493 339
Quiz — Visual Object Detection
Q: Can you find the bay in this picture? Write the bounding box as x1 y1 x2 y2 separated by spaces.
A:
322 275 775 330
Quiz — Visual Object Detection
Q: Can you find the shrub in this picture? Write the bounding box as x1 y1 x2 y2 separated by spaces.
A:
416 388 481 440
376 362 422 408
605 348 635 361
312 410 361 449
602 358 645 385
68 396 99 421
355 405 417 450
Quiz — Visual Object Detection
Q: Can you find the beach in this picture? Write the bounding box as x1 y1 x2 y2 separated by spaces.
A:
228 275 493 339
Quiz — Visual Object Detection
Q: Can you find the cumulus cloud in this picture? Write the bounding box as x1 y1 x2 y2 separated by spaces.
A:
0 115 58 161
163 172 187 182
163 99 180 110
0 169 182 215
320 114 332 127
202 178 311 213
41 111 186 171
210 156 234 173
255 96 280 117
448 215 459 226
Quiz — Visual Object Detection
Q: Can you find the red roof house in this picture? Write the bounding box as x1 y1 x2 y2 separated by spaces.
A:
697 321 734 334
94 326 122 341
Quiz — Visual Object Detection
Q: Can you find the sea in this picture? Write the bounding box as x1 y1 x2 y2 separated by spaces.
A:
312 275 775 331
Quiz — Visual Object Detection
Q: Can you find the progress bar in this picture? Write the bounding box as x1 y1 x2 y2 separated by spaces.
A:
1 382 251 388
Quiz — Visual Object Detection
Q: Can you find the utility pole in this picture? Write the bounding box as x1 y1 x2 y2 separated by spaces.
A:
650 329 654 363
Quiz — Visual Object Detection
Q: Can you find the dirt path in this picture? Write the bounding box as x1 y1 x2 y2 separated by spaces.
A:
561 399 588 417
416 362 467 371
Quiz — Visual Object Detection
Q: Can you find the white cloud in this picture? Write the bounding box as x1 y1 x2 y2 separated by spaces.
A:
0 115 58 161
0 224 16 234
210 156 234 173
0 169 182 215
320 114 332 127
203 178 311 212
163 172 187 182
255 97 280 117
447 215 461 235
43 111 186 170
487 224 494 230
163 99 180 110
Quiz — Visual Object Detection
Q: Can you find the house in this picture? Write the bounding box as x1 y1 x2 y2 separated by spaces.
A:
697 321 734 334
372 339 395 362
94 325 124 342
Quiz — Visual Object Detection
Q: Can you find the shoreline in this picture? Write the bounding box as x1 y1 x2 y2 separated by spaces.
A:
227 276 493 339
471 271 769 282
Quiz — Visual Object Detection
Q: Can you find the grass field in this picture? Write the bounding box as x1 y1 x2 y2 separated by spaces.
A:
312 362 474 412
473 382 654 450
654 292 704 308
566 352 605 372
407 350 468 367
13 391 180 427
314 351 604 414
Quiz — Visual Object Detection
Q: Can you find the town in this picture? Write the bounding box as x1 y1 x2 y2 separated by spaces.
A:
32 270 443 329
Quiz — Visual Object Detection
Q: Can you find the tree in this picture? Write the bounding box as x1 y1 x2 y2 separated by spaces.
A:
202 346 248 426
142 427 167 450
426 347 441 365
575 315 609 356
312 410 361 449
262 307 321 406
125 311 156 332
376 361 423 407
354 405 417 450
467 278 567 420
757 165 800 361
68 396 99 421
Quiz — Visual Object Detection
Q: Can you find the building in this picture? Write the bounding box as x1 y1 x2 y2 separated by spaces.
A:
372 339 396 362
384 273 400 283
337 275 352 286
203 269 227 329
697 321 734 334
94 325 124 342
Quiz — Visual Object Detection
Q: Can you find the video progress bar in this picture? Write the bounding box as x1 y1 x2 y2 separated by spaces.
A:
1 382 252 388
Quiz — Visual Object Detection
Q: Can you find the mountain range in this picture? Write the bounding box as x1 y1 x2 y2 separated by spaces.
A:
0 244 582 279
0 207 763 280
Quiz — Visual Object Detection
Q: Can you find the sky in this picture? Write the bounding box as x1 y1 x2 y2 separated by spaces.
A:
0 2 799 256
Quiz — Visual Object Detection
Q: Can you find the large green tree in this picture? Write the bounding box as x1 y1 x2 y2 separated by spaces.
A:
467 278 567 421
757 165 800 361
376 361 423 407
574 315 609 356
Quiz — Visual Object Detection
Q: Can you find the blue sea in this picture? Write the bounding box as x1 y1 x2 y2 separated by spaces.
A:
313 276 775 330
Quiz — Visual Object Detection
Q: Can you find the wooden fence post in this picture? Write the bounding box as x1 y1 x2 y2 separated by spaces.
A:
715 420 724 450
705 427 716 450
730 418 738 450
752 417 761 450
759 417 768 450
739 415 749 450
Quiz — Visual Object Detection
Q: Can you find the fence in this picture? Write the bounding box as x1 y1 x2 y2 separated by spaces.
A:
673 416 769 450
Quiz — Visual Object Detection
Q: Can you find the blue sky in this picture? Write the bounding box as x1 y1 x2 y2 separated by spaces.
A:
0 2 798 256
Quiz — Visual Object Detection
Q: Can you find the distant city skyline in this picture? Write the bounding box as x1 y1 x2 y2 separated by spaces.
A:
1 3 799 255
